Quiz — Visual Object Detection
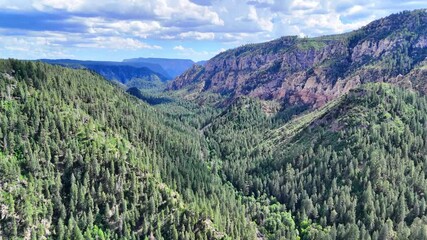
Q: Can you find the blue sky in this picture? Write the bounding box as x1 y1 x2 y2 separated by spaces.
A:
0 0 426 61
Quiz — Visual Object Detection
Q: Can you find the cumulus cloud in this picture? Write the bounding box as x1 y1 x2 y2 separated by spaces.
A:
179 31 215 40
244 5 274 31
173 45 186 51
0 0 427 60
172 44 225 59
0 34 75 59
74 37 162 49
68 17 164 38
8 0 224 26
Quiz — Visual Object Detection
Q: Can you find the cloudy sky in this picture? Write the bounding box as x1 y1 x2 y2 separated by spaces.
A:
0 0 426 61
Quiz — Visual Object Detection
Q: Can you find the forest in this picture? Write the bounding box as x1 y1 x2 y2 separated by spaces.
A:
0 59 298 239
202 84 427 239
1 58 427 240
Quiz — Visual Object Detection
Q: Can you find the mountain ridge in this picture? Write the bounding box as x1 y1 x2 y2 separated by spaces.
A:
2 7 427 240
169 9 427 109
40 58 171 78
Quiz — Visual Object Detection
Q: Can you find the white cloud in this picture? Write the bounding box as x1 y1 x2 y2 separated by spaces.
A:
246 5 274 31
0 34 75 58
220 33 252 42
68 17 164 38
75 37 162 49
290 0 319 11
2 0 425 43
179 31 215 40
0 28 161 54
173 45 186 51
19 0 224 27
345 5 365 16
173 44 224 59
1 0 427 60
32 0 85 12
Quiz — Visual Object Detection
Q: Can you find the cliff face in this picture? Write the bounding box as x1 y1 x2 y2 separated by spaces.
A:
169 9 427 108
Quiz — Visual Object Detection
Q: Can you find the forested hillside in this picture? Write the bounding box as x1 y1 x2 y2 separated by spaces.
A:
164 11 427 238
0 59 304 239
2 9 427 240
127 73 427 239
3 54 427 240
203 84 427 239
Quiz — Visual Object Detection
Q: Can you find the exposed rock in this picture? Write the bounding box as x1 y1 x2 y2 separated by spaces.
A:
168 9 427 109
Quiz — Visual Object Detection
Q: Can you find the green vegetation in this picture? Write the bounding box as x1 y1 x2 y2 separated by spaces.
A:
0 59 298 239
124 76 166 90
2 49 427 240
296 39 327 51
203 83 427 239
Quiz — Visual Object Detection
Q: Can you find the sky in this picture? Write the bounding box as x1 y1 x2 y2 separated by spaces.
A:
0 0 426 62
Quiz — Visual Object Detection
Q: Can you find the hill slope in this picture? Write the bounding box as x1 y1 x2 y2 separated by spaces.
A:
202 83 427 239
3 59 427 239
0 59 303 239
169 9 427 108
3 9 427 240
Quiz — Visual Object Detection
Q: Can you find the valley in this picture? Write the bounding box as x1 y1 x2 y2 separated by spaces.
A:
1 7 427 240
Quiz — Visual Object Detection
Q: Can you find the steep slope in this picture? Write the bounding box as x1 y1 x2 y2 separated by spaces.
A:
0 59 303 239
203 83 427 239
124 58 197 78
169 9 427 108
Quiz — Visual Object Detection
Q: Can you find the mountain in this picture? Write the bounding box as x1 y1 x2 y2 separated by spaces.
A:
0 59 306 239
4 9 427 240
41 59 170 79
4 58 427 239
164 10 427 238
169 9 427 108
39 59 169 89
123 57 197 78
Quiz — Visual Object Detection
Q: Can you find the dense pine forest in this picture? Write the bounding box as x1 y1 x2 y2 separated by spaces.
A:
0 60 301 239
203 84 427 239
3 56 427 239
1 10 427 240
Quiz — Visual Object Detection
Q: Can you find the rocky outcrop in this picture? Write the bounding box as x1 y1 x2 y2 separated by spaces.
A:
168 9 427 108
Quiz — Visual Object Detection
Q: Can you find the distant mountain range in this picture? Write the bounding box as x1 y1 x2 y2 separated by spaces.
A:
39 58 206 88
123 57 205 78
40 59 170 77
